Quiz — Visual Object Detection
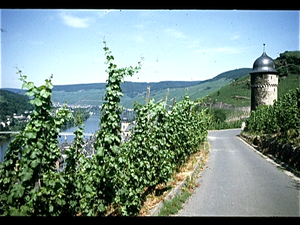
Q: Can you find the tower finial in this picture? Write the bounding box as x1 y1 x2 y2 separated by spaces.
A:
263 43 266 53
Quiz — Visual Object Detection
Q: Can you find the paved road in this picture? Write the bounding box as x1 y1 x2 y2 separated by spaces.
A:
178 129 300 216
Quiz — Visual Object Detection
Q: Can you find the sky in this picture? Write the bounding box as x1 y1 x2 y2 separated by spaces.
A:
0 9 299 89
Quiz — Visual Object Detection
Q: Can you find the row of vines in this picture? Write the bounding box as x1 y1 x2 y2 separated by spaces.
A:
244 87 300 145
0 42 211 216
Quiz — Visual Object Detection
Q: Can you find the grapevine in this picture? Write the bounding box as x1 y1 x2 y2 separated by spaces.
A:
245 87 300 144
0 41 211 216
0 72 73 215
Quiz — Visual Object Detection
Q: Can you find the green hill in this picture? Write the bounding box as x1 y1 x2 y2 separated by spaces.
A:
0 90 34 121
53 80 202 96
2 50 298 110
202 74 251 107
3 68 252 109
203 51 300 107
120 78 227 108
51 67 251 108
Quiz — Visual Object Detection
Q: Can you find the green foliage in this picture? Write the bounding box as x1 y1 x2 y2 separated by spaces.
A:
210 108 227 123
0 71 73 216
275 50 300 77
61 111 86 216
89 41 142 215
209 119 242 130
158 189 191 216
196 107 244 130
62 108 91 128
245 88 300 144
113 96 210 215
0 89 34 121
0 42 211 216
278 74 300 100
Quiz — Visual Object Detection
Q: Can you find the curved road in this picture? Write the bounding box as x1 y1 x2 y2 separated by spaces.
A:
178 129 300 216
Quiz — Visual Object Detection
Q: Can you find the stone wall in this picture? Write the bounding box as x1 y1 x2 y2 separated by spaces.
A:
240 132 300 173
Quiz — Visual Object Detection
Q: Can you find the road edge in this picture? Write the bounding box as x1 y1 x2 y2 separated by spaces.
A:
237 135 300 183
147 152 205 216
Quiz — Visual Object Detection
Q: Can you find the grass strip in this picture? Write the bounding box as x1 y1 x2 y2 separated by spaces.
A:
158 189 192 216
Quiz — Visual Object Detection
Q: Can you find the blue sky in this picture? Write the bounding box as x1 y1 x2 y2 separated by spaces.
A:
1 9 299 88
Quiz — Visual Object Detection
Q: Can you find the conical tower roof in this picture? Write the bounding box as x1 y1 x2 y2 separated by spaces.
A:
250 50 278 74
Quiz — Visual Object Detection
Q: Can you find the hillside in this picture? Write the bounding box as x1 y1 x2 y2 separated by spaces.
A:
203 51 300 107
2 49 298 110
202 74 251 107
203 68 252 82
0 90 34 121
53 80 201 95
1 68 252 109
52 68 251 108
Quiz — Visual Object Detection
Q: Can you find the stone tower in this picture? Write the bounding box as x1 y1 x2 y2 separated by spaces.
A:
250 45 279 111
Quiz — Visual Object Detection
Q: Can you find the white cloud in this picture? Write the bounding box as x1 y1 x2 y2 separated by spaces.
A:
59 12 91 28
164 28 187 39
230 32 241 40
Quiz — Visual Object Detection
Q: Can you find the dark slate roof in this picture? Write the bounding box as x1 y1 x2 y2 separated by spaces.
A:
250 51 278 74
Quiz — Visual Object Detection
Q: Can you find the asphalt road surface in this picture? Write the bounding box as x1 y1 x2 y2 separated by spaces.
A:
178 129 300 216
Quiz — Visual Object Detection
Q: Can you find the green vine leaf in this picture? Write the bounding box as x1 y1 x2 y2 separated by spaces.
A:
20 167 34 182
30 98 43 107
24 131 37 139
30 159 40 168
0 41 212 217
40 89 51 98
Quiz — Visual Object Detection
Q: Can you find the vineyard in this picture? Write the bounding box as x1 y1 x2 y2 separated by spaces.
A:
0 42 211 216
242 87 300 171
244 87 300 145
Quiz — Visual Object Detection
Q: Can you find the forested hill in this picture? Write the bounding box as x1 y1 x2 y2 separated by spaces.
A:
0 90 34 121
275 50 300 77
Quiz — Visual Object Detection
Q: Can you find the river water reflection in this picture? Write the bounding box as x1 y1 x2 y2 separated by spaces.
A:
0 114 100 163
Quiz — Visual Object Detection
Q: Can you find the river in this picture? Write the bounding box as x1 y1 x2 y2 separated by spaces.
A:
0 114 100 163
